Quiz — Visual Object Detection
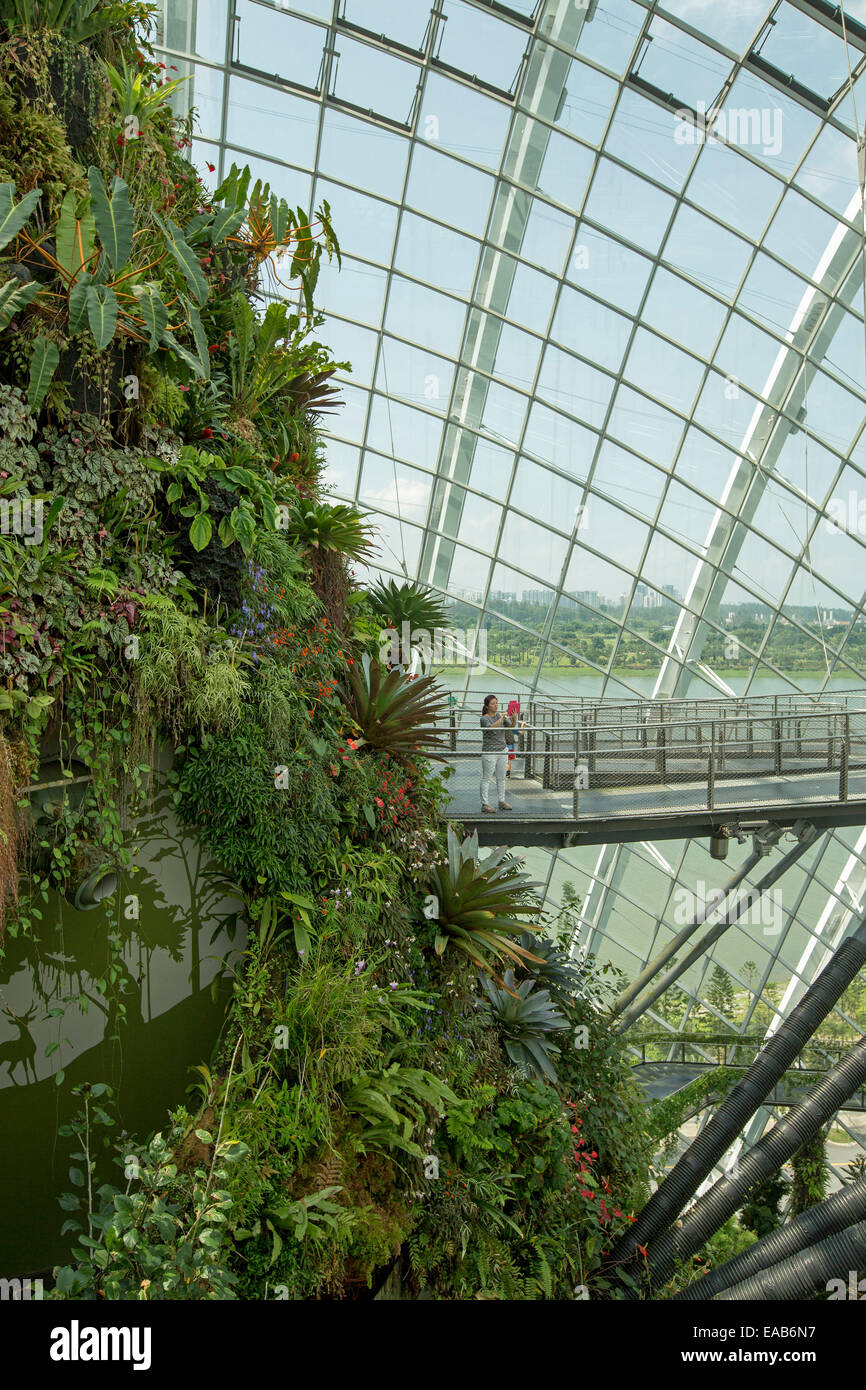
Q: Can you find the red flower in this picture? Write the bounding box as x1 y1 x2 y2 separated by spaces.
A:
201 428 213 438
207 162 216 172
290 452 300 462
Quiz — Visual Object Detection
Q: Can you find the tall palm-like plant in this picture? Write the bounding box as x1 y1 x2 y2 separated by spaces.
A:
480 968 569 1082
428 826 544 984
340 656 449 761
287 500 375 563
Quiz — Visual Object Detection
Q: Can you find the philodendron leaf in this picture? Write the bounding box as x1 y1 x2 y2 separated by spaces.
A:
131 283 168 352
0 183 41 251
209 206 246 245
153 213 209 305
56 190 96 279
28 336 60 415
68 273 93 333
86 283 119 349
180 293 211 381
161 328 208 380
87 167 133 272
188 511 213 552
0 277 40 331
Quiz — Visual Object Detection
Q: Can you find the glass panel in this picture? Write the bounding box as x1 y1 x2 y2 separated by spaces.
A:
438 1 528 92
394 212 479 298
407 144 494 235
584 158 676 255
313 179 398 264
226 76 317 166
385 276 467 357
320 107 410 200
331 37 419 124
236 1 324 85
421 74 511 170
342 0 431 49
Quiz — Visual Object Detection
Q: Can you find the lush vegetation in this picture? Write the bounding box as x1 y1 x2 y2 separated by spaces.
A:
0 0 655 1300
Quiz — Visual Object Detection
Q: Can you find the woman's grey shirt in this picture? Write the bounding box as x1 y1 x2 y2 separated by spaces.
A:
480 715 512 751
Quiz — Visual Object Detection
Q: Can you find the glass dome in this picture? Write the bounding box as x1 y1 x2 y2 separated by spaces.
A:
154 0 866 1153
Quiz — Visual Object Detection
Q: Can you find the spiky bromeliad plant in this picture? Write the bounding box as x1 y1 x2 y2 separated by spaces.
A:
519 930 585 1006
340 655 450 761
428 826 545 985
480 968 569 1083
368 578 449 634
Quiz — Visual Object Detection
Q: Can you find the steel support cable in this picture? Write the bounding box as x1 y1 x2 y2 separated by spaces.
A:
614 827 818 1034
713 1220 866 1302
673 1179 866 1301
643 1035 866 1292
607 915 866 1270
610 843 765 1019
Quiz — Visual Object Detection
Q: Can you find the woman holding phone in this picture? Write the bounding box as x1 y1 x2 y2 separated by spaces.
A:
479 694 516 812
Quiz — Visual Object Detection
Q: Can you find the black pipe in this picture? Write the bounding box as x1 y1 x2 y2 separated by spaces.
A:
608 915 866 1269
714 1220 866 1301
674 1180 866 1300
645 1035 866 1290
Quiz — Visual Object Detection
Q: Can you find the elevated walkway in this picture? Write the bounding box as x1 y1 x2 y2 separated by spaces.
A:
435 691 866 847
632 1059 866 1113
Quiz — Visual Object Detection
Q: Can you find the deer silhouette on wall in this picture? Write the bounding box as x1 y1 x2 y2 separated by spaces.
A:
0 1006 38 1086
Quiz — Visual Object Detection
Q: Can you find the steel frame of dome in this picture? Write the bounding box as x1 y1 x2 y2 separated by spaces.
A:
154 0 866 1151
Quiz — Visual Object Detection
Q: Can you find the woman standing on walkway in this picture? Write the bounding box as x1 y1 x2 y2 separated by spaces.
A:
480 695 515 813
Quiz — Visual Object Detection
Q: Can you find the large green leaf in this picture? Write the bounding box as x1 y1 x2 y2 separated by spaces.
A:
154 214 209 305
87 168 133 272
180 293 211 381
68 273 93 334
0 184 40 252
189 511 213 552
209 206 246 245
55 190 96 280
161 328 209 380
27 336 60 415
0 277 40 330
86 283 118 349
131 283 168 352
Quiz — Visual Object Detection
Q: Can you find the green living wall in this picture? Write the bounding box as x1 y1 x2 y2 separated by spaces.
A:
0 0 653 1299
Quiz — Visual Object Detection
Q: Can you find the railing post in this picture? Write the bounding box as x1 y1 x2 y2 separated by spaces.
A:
656 723 666 780
708 727 715 811
543 731 551 790
573 728 581 820
449 707 456 754
840 714 849 802
773 717 782 776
